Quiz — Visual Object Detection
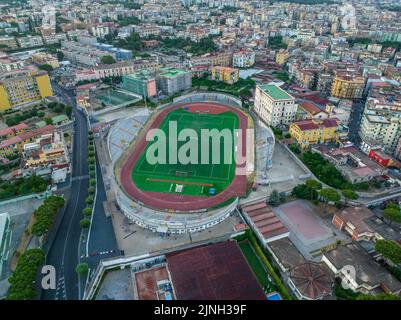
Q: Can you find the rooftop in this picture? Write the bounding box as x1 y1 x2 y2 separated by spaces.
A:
258 84 293 100
166 241 266 300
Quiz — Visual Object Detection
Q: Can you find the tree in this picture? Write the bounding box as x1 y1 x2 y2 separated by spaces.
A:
44 117 53 125
80 218 91 229
357 293 401 300
305 179 322 201
65 105 72 119
383 207 401 226
83 208 92 216
75 262 89 274
268 189 281 207
100 55 116 64
341 189 359 207
375 240 401 264
319 188 340 210
6 249 45 300
38 64 53 72
57 51 64 61
85 196 94 205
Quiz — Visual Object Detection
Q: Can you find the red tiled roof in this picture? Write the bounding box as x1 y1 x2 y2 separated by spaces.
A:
300 101 325 116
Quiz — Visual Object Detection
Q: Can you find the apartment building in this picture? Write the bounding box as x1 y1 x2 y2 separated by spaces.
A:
331 73 365 99
253 84 297 127
0 55 27 73
233 50 255 68
289 118 343 148
211 66 239 84
122 70 157 98
190 51 233 68
60 41 116 67
275 49 289 65
0 70 53 111
16 35 44 48
359 85 401 156
133 24 161 38
90 25 110 38
0 123 28 141
156 67 192 96
0 124 54 157
0 36 18 49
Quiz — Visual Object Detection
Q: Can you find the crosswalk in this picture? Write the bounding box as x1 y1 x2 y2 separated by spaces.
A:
55 271 67 300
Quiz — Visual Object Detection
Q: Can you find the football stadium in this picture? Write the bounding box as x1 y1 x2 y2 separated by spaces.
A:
111 93 255 233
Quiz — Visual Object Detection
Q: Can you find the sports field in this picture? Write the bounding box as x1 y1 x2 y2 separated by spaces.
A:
132 107 239 197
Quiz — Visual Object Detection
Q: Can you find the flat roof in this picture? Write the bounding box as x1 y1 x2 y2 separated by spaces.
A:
166 241 266 300
258 84 293 100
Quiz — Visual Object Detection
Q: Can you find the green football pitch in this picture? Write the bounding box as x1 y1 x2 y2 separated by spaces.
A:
132 108 239 197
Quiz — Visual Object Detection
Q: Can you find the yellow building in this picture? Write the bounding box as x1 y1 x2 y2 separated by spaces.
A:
275 49 289 65
0 70 53 111
331 74 365 99
211 66 239 84
289 118 342 149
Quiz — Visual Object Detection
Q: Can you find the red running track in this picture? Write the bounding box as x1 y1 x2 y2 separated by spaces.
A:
119 102 248 211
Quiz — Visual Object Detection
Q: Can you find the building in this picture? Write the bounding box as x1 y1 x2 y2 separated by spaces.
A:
331 74 365 99
359 85 401 157
0 125 54 157
75 59 159 83
232 50 255 68
0 212 12 278
313 144 387 184
0 70 53 111
156 67 192 96
190 51 232 68
166 241 266 300
289 118 343 149
90 25 110 38
332 206 381 241
60 41 116 67
295 100 329 121
16 35 44 48
211 66 239 84
0 36 18 50
0 123 28 141
122 70 157 98
275 49 289 65
241 201 289 245
32 52 60 69
322 243 401 295
94 43 132 61
253 84 297 127
0 54 27 73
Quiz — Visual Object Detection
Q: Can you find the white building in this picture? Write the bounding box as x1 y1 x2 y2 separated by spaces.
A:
233 50 255 68
90 25 110 38
253 84 297 127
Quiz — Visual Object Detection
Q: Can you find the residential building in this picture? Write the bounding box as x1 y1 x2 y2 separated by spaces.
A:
359 85 401 157
289 118 344 148
32 52 60 69
331 74 365 99
90 25 110 38
232 50 255 68
0 125 54 157
332 206 382 241
0 36 17 50
122 70 157 98
253 84 297 127
322 243 401 295
275 49 289 65
295 100 329 121
0 55 27 73
156 67 192 96
211 66 239 84
0 123 28 141
0 70 53 111
16 35 44 48
190 51 232 68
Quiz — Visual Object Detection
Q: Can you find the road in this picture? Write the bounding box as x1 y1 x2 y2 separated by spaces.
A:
348 98 366 145
42 83 89 300
42 81 119 300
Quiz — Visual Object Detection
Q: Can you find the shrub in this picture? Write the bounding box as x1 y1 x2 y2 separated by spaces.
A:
88 187 95 195
75 262 89 274
83 207 92 216
80 218 91 229
86 195 94 205
90 179 96 186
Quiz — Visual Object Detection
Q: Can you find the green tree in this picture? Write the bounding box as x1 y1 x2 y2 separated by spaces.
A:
319 188 340 210
83 208 92 216
44 117 53 125
57 51 64 61
268 189 281 207
75 262 89 274
38 64 53 72
85 196 94 205
100 55 116 64
341 189 359 207
383 207 401 226
375 240 401 264
357 293 401 300
80 218 91 229
305 179 322 201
